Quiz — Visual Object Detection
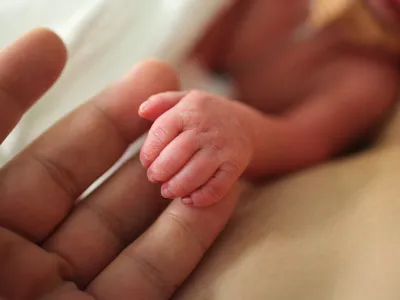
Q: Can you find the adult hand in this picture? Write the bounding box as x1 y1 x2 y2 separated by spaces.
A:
0 29 238 300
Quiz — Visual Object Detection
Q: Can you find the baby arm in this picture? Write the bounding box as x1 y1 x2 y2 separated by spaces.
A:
245 52 400 178
139 55 398 207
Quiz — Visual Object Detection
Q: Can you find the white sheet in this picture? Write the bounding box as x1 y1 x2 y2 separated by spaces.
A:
0 0 233 165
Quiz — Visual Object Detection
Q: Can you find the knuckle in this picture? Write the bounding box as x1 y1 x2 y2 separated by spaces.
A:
186 90 213 110
206 138 224 151
194 120 215 136
179 109 202 130
188 90 209 103
202 183 223 202
82 201 131 248
165 211 207 252
220 161 242 181
198 129 224 152
177 91 218 132
151 125 169 144
32 153 80 198
149 161 173 181
123 249 173 298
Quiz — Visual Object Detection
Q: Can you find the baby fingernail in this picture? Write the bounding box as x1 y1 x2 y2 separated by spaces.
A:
139 101 148 113
140 153 151 168
182 197 194 206
147 169 157 183
148 175 157 183
140 96 157 113
161 184 174 198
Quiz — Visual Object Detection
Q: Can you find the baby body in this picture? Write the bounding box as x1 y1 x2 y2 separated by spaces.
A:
139 0 400 207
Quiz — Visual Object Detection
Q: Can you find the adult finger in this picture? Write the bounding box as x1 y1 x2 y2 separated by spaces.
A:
0 227 67 300
0 60 180 242
43 154 168 288
87 185 239 300
0 28 67 142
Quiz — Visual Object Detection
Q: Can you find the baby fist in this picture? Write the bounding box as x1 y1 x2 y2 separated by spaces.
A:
139 91 252 207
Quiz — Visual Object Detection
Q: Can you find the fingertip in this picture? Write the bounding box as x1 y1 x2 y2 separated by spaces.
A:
138 101 150 119
138 96 160 121
0 27 68 110
161 183 175 199
24 27 67 51
147 168 161 183
181 197 195 206
131 59 180 91
139 151 152 169
23 27 68 71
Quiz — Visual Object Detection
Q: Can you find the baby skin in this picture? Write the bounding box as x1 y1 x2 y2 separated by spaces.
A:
139 0 400 207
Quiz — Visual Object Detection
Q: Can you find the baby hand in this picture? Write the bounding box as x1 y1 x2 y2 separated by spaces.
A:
139 91 252 207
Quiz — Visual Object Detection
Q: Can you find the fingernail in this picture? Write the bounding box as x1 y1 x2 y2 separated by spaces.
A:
147 168 157 183
139 101 149 113
140 153 151 168
161 184 174 199
148 175 158 183
182 197 194 206
141 159 150 168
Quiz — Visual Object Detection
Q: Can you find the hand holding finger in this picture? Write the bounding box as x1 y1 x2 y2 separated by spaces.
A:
0 58 179 242
87 185 240 300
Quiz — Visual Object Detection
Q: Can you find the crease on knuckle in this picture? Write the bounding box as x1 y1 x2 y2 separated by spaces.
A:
151 126 169 145
203 183 223 202
197 127 223 150
165 211 207 253
90 102 132 145
179 109 201 130
82 201 131 248
32 153 80 199
180 91 215 131
122 249 174 298
220 161 241 181
207 139 224 152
